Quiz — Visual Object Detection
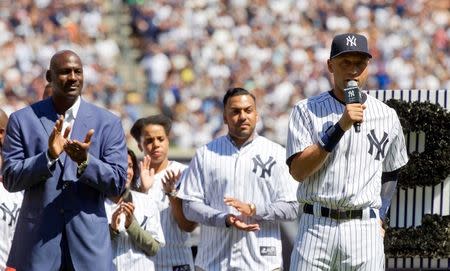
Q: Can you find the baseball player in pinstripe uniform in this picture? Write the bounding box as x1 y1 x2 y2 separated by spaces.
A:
0 109 23 270
286 33 408 271
130 115 198 271
177 88 299 271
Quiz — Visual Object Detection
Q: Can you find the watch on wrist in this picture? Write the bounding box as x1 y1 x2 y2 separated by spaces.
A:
164 190 178 197
77 158 89 174
249 203 256 216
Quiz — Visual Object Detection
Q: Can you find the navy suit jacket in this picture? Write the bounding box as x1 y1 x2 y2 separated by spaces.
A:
2 98 127 271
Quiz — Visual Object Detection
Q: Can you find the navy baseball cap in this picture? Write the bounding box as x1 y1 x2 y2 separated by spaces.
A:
330 33 372 59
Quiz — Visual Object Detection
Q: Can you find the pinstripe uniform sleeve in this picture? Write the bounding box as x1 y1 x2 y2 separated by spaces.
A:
273 145 299 202
286 102 314 164
382 110 409 172
178 148 229 227
178 148 205 203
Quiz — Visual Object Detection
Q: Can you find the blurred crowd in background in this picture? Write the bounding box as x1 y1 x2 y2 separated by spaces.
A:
0 0 449 154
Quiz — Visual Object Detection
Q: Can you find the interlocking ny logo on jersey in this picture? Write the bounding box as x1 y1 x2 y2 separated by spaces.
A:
0 202 20 227
367 129 389 160
252 155 276 178
346 35 357 46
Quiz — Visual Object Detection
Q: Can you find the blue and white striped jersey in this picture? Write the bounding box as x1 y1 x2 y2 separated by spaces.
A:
178 135 298 271
148 161 196 271
286 91 408 210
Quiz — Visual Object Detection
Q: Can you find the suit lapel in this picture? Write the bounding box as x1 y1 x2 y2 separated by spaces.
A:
36 98 59 137
34 99 67 169
70 99 92 142
62 99 93 181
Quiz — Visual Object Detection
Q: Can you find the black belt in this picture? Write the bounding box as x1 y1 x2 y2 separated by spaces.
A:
303 204 376 220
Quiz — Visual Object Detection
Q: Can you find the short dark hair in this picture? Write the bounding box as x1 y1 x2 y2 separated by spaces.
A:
223 87 256 107
127 148 140 191
130 114 172 143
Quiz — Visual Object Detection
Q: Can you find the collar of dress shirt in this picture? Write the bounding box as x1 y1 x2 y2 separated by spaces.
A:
64 96 81 120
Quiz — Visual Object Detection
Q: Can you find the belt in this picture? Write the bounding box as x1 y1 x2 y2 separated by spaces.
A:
303 204 376 220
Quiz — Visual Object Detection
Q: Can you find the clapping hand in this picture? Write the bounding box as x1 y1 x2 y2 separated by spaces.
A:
224 197 253 216
162 170 181 196
111 202 135 231
64 129 94 164
48 115 70 159
139 155 155 193
226 214 260 231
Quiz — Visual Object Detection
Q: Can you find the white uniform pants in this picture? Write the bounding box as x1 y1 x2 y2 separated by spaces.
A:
290 212 384 271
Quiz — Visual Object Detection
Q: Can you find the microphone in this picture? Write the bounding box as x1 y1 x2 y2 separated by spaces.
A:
343 80 361 133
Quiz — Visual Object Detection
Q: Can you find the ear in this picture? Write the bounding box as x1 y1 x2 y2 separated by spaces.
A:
327 59 334 74
45 70 52 83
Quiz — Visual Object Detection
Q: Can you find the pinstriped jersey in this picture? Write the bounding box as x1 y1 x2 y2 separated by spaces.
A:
148 161 195 271
0 185 22 270
178 135 298 271
286 91 408 210
105 190 165 271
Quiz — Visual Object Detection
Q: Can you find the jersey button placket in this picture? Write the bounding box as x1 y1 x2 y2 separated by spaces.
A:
234 151 244 205
231 151 243 267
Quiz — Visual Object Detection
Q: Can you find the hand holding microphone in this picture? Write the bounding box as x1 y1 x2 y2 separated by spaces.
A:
341 80 365 132
319 80 364 152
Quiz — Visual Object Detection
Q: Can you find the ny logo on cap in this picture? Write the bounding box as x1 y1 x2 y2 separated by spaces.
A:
346 35 357 47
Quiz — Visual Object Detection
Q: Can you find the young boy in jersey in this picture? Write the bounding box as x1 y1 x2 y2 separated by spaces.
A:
286 33 408 270
130 114 198 271
177 88 299 271
106 149 165 271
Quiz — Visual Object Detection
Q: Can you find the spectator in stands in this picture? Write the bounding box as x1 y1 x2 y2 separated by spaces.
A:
0 0 448 148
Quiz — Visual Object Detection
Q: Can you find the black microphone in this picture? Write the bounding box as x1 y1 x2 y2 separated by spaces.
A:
343 80 361 133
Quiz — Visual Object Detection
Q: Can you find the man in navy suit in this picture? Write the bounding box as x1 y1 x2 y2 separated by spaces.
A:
2 50 128 271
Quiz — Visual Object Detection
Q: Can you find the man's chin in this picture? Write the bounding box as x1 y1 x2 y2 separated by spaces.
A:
232 132 252 142
55 91 79 100
66 91 80 97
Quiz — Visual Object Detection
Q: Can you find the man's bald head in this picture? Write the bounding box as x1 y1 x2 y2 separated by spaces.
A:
49 50 82 71
45 50 84 112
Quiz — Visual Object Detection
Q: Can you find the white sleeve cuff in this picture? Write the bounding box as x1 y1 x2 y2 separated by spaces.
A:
46 150 59 168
